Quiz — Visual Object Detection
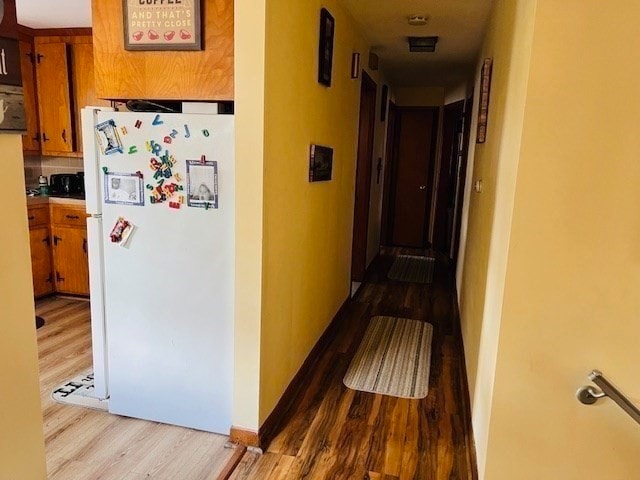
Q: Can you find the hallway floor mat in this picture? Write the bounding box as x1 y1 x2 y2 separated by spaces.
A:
344 316 433 399
388 255 435 283
51 371 109 411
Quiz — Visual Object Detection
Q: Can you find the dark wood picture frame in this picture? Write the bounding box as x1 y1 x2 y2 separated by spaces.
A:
318 8 335 87
476 58 493 143
309 144 333 182
123 0 202 51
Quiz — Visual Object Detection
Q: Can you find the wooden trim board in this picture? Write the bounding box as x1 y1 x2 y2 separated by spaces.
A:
216 444 247 480
229 296 351 451
229 427 259 448
453 291 479 479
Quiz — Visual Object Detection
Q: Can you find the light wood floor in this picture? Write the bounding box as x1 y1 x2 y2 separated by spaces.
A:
229 248 476 479
36 296 234 480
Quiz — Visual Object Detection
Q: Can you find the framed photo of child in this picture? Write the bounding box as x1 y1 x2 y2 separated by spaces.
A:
186 160 218 209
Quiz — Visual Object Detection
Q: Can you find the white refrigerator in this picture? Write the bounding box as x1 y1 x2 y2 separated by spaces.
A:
81 107 234 434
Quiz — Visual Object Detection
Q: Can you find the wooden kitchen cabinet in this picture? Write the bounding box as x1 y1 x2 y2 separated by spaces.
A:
19 40 40 154
93 0 234 100
32 34 103 156
34 42 74 154
71 42 111 153
50 204 89 296
27 204 54 298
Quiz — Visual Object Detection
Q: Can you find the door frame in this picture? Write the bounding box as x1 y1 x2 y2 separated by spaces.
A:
380 101 396 246
351 71 377 282
432 100 465 254
451 95 474 262
382 106 440 248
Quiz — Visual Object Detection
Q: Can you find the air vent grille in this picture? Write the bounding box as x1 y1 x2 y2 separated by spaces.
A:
408 36 439 53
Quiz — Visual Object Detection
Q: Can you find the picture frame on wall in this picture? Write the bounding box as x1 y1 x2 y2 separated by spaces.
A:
122 0 202 51
318 8 335 87
309 144 334 182
0 38 26 133
476 58 493 143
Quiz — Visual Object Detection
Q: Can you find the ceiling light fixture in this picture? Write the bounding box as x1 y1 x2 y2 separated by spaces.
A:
408 36 439 53
408 15 428 26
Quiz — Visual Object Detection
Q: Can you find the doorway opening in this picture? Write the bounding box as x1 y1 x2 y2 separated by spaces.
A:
351 71 377 284
382 107 439 248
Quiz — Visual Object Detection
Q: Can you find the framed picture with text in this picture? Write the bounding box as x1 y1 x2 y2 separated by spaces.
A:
123 0 202 51
476 58 493 143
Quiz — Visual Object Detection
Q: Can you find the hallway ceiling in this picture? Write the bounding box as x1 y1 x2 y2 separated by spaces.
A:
340 0 494 88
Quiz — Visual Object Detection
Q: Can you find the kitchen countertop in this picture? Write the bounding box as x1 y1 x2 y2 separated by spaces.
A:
27 195 86 207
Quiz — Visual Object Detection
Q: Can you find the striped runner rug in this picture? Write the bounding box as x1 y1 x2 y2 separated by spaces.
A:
388 255 436 284
343 316 433 399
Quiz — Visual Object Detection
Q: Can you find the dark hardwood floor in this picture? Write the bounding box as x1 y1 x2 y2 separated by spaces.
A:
229 248 476 479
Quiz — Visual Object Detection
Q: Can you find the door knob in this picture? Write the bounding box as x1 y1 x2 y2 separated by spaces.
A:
419 185 427 191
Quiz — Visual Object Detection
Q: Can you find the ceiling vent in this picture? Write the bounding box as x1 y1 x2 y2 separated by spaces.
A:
408 36 439 53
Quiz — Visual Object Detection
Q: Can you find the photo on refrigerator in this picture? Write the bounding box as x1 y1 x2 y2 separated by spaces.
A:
187 160 218 209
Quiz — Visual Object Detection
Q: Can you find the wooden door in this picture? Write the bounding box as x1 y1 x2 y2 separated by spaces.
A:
433 101 465 253
35 42 74 154
388 108 439 247
19 40 40 153
351 72 377 282
52 226 89 295
72 42 110 153
29 227 54 297
451 96 474 263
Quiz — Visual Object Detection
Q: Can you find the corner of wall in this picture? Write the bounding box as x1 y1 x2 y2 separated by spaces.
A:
233 0 267 432
454 0 538 477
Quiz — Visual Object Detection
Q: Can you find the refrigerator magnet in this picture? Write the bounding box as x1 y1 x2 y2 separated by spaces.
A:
187 160 218 209
109 217 135 246
95 120 124 155
104 172 145 206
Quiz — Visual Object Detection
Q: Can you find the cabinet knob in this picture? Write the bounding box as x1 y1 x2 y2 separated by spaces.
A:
53 235 61 246
61 129 67 143
42 236 50 246
42 132 50 142
65 214 80 220
28 215 35 220
82 238 87 254
56 271 65 282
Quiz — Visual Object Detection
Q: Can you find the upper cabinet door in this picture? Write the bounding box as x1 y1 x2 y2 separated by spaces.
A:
35 42 74 154
19 41 40 153
71 42 110 153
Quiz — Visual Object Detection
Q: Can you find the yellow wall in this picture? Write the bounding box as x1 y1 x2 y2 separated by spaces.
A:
455 0 537 474
0 134 46 479
484 0 640 477
394 87 444 107
259 0 384 423
233 0 266 431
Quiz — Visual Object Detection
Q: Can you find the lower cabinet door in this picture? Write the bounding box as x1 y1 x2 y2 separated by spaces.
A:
52 226 90 295
29 226 54 297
